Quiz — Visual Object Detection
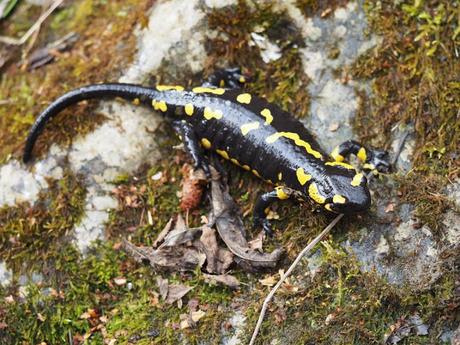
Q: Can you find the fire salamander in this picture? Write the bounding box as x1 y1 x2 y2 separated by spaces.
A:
23 69 390 235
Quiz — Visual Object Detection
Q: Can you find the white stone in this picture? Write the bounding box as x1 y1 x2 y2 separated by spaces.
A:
446 179 460 208
87 195 118 211
0 161 42 206
74 210 110 253
333 25 347 38
303 18 323 41
375 235 390 255
251 33 282 63
120 0 205 83
0 261 12 286
442 211 460 246
300 50 325 82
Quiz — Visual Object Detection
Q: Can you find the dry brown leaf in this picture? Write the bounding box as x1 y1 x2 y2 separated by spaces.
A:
80 309 97 320
113 277 126 286
203 273 240 289
385 203 396 213
259 275 277 287
152 217 174 248
191 310 206 323
156 277 169 301
209 175 283 269
123 239 206 272
199 226 233 274
248 231 264 251
180 314 191 329
165 284 193 305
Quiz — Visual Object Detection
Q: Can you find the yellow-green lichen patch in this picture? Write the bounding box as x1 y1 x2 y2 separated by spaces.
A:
0 0 152 162
0 170 86 273
352 1 459 173
350 0 459 234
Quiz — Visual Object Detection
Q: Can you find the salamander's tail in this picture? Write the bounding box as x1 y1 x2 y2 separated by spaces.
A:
23 83 158 163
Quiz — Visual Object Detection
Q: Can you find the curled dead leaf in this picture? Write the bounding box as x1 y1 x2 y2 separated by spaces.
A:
191 310 206 323
203 273 240 289
259 275 277 287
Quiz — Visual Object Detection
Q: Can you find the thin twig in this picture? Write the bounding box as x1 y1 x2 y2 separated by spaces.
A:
0 0 64 45
248 213 344 345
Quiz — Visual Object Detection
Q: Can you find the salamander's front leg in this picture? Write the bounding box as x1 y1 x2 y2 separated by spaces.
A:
330 140 391 173
172 120 210 178
253 186 292 236
203 67 247 89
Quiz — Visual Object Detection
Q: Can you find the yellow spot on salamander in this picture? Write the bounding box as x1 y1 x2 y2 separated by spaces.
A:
278 172 282 181
156 85 184 92
236 93 252 104
216 149 229 160
204 107 223 120
260 108 273 125
325 204 333 212
333 195 347 204
239 76 246 83
308 182 326 204
219 79 225 87
192 87 225 95
266 132 323 159
296 168 312 186
351 173 364 187
153 100 167 112
242 165 250 171
275 186 289 200
132 98 140 105
184 104 194 116
252 169 261 178
230 158 240 166
325 161 355 170
240 122 260 136
330 146 344 162
357 147 367 162
201 138 211 149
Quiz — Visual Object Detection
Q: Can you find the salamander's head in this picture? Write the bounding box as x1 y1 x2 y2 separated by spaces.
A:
308 162 370 214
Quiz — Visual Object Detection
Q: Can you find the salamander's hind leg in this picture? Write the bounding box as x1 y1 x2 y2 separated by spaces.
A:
253 186 292 236
330 140 391 173
172 120 211 178
203 67 247 89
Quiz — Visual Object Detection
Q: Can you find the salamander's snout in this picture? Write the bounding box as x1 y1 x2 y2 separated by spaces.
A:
323 172 371 214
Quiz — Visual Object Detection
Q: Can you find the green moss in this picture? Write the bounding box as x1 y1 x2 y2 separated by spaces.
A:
295 0 349 18
350 0 459 231
0 0 152 162
240 242 458 345
352 1 459 170
206 0 310 118
0 170 86 273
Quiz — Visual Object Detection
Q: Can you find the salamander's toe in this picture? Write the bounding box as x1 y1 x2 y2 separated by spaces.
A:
253 216 274 237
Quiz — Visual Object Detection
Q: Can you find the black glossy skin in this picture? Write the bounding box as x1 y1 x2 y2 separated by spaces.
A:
23 81 390 229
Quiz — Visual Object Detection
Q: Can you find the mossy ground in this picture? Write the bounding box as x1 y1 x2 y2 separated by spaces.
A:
0 0 459 344
0 0 152 163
